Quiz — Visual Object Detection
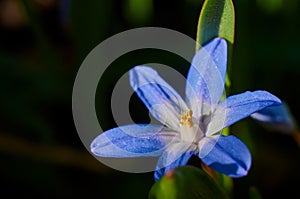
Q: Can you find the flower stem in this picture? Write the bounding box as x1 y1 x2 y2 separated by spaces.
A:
291 130 300 147
202 162 218 181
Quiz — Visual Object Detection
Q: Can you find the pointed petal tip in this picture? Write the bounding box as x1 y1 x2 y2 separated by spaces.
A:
254 90 282 104
130 65 156 74
132 65 143 69
228 167 250 178
129 65 152 88
273 96 281 104
211 37 227 47
206 37 227 54
89 134 109 157
90 140 99 154
208 37 226 43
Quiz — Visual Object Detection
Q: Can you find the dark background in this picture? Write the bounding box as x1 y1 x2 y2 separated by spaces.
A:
0 0 299 198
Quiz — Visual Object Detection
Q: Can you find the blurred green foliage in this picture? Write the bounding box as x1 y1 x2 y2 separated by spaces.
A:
149 166 229 199
124 0 153 25
0 0 299 198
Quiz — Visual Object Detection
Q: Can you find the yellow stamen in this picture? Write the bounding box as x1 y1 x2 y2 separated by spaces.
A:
179 110 193 127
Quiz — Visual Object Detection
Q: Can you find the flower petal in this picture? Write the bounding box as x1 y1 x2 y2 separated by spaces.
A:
206 90 281 136
91 124 178 158
154 142 195 181
185 38 227 118
251 103 295 133
200 135 251 177
130 66 188 130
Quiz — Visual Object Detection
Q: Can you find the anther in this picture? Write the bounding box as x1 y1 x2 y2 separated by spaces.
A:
179 110 193 127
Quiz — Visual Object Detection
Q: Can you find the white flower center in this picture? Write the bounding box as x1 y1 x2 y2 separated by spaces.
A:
179 110 203 143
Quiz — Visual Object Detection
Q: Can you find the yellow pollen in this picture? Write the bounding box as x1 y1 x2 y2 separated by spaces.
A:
179 110 193 127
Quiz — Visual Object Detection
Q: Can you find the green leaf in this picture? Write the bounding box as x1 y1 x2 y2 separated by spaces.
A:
148 166 229 199
196 0 235 93
196 0 235 50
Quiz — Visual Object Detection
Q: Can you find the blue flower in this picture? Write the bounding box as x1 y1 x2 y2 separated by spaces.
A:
91 38 281 181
